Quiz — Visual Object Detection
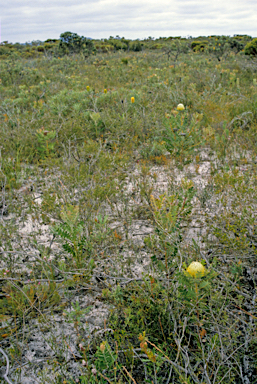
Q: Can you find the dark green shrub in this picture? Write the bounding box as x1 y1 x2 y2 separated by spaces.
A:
109 38 127 51
245 38 257 56
129 40 143 51
59 31 95 57
229 38 245 53
191 40 209 52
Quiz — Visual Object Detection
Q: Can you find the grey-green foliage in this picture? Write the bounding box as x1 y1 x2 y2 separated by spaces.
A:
139 140 167 160
161 111 204 163
53 204 94 270
48 89 90 116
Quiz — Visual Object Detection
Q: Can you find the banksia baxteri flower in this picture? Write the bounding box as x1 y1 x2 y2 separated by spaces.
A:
177 103 185 111
100 342 106 352
186 262 205 277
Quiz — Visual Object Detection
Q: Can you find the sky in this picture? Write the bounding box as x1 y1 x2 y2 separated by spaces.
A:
1 0 256 44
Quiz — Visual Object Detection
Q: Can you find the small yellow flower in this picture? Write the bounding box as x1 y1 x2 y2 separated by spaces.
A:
104 88 107 94
177 103 185 111
131 96 135 103
86 85 90 91
186 262 206 277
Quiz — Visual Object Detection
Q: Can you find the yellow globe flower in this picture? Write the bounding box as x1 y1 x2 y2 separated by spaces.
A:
100 342 106 352
186 262 205 277
131 96 135 103
104 88 107 94
86 85 90 91
177 103 185 111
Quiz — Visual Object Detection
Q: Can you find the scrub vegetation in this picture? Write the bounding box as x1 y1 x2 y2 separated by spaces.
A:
0 33 257 383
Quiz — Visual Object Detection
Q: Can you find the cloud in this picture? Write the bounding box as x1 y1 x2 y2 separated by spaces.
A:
1 0 256 43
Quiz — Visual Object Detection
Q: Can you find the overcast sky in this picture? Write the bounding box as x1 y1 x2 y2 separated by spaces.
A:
1 0 256 44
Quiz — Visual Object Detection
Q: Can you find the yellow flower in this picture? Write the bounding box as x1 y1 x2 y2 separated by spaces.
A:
177 103 185 111
104 88 107 94
186 262 206 277
131 96 135 103
86 85 90 91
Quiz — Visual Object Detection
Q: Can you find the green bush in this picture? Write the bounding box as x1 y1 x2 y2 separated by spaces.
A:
59 31 96 57
161 110 204 164
191 40 209 52
245 38 257 56
129 40 143 51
